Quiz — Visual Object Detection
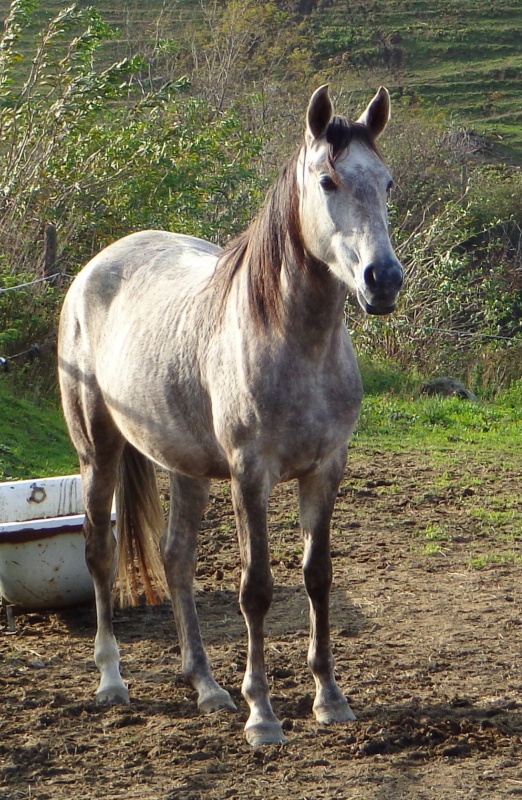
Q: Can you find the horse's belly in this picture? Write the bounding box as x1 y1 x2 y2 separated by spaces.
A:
107 399 229 479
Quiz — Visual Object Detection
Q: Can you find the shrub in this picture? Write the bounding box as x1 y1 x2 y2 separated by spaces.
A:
0 1 264 358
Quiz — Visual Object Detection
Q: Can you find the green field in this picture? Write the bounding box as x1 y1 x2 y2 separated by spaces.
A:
1 0 521 161
0 379 78 480
2 363 522 481
315 0 522 162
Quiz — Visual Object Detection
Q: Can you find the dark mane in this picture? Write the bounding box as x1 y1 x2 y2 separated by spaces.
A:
211 149 305 330
211 117 380 329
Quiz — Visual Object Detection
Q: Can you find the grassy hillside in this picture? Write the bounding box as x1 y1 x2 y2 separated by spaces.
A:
2 0 520 162
0 380 77 480
314 0 522 161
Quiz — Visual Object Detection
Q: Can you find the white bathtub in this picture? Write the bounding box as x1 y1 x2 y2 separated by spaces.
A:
0 475 114 609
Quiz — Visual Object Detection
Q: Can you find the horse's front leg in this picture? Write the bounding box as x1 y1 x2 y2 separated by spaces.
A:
299 450 356 724
231 471 285 746
162 473 236 713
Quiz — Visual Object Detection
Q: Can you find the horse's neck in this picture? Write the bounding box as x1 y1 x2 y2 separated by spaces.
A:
279 256 348 349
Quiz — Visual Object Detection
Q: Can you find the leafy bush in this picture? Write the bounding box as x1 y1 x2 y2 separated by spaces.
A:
351 195 522 386
1 0 522 395
0 1 264 358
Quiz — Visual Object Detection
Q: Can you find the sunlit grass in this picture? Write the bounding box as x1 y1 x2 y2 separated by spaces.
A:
470 552 522 569
0 380 77 481
412 522 450 556
355 384 522 458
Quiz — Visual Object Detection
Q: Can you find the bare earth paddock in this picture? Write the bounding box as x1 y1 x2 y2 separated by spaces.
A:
2 449 522 800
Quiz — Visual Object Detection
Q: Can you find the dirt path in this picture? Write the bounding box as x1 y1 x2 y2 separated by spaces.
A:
2 448 522 799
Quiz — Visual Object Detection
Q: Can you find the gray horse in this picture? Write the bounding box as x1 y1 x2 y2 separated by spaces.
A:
58 85 403 746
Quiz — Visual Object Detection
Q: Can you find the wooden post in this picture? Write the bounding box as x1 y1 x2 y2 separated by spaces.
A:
43 222 58 286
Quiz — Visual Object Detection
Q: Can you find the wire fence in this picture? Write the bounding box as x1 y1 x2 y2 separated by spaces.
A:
0 273 63 295
394 323 518 343
0 270 65 371
0 344 47 373
1 271 520 372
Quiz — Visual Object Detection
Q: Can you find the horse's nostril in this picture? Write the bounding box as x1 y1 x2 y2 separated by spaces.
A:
364 261 403 292
392 264 404 290
363 264 379 290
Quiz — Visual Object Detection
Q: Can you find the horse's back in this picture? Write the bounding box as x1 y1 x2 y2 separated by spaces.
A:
60 229 221 357
58 230 227 475
66 230 220 303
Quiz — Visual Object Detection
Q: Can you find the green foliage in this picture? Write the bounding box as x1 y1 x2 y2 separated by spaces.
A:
185 0 313 114
466 165 522 229
0 277 61 356
350 115 522 383
74 99 264 248
0 379 76 480
0 0 521 390
0 1 265 357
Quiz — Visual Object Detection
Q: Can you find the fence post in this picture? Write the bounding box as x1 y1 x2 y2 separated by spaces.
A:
43 222 59 286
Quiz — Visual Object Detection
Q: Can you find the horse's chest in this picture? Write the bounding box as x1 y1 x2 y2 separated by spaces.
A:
209 335 363 477
281 382 357 448
227 367 362 474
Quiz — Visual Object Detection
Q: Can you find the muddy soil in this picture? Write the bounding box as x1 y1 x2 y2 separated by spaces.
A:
2 447 522 799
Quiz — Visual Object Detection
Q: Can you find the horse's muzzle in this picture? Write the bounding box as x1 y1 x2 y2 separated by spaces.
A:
358 259 403 316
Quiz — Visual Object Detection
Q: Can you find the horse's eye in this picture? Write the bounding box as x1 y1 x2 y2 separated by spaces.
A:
319 175 338 192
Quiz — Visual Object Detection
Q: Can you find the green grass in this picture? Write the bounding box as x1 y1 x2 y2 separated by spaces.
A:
355 367 522 569
470 552 522 569
0 380 77 481
419 522 450 556
355 387 522 456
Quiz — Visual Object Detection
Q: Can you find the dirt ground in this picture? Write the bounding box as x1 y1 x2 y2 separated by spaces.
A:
2 447 522 800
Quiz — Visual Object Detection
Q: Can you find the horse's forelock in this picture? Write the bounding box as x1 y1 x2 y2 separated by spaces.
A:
325 117 381 179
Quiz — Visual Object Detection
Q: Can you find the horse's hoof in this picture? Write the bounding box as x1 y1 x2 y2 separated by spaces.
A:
198 689 237 714
313 699 356 724
96 686 130 705
245 721 287 747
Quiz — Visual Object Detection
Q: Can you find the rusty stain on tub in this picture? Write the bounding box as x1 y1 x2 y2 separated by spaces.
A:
1 522 84 544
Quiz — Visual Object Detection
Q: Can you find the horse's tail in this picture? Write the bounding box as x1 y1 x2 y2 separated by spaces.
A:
115 443 169 607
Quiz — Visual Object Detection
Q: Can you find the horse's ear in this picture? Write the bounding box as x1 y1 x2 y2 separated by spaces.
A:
357 86 391 138
306 84 333 142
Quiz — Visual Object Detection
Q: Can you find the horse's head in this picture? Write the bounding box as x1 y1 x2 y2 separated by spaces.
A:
298 85 403 315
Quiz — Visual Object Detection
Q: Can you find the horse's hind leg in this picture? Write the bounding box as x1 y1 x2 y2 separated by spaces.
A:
162 472 236 713
60 375 127 703
299 449 356 724
82 446 128 703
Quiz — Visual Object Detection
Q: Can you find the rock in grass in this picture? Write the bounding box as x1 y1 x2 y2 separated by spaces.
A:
420 377 477 401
